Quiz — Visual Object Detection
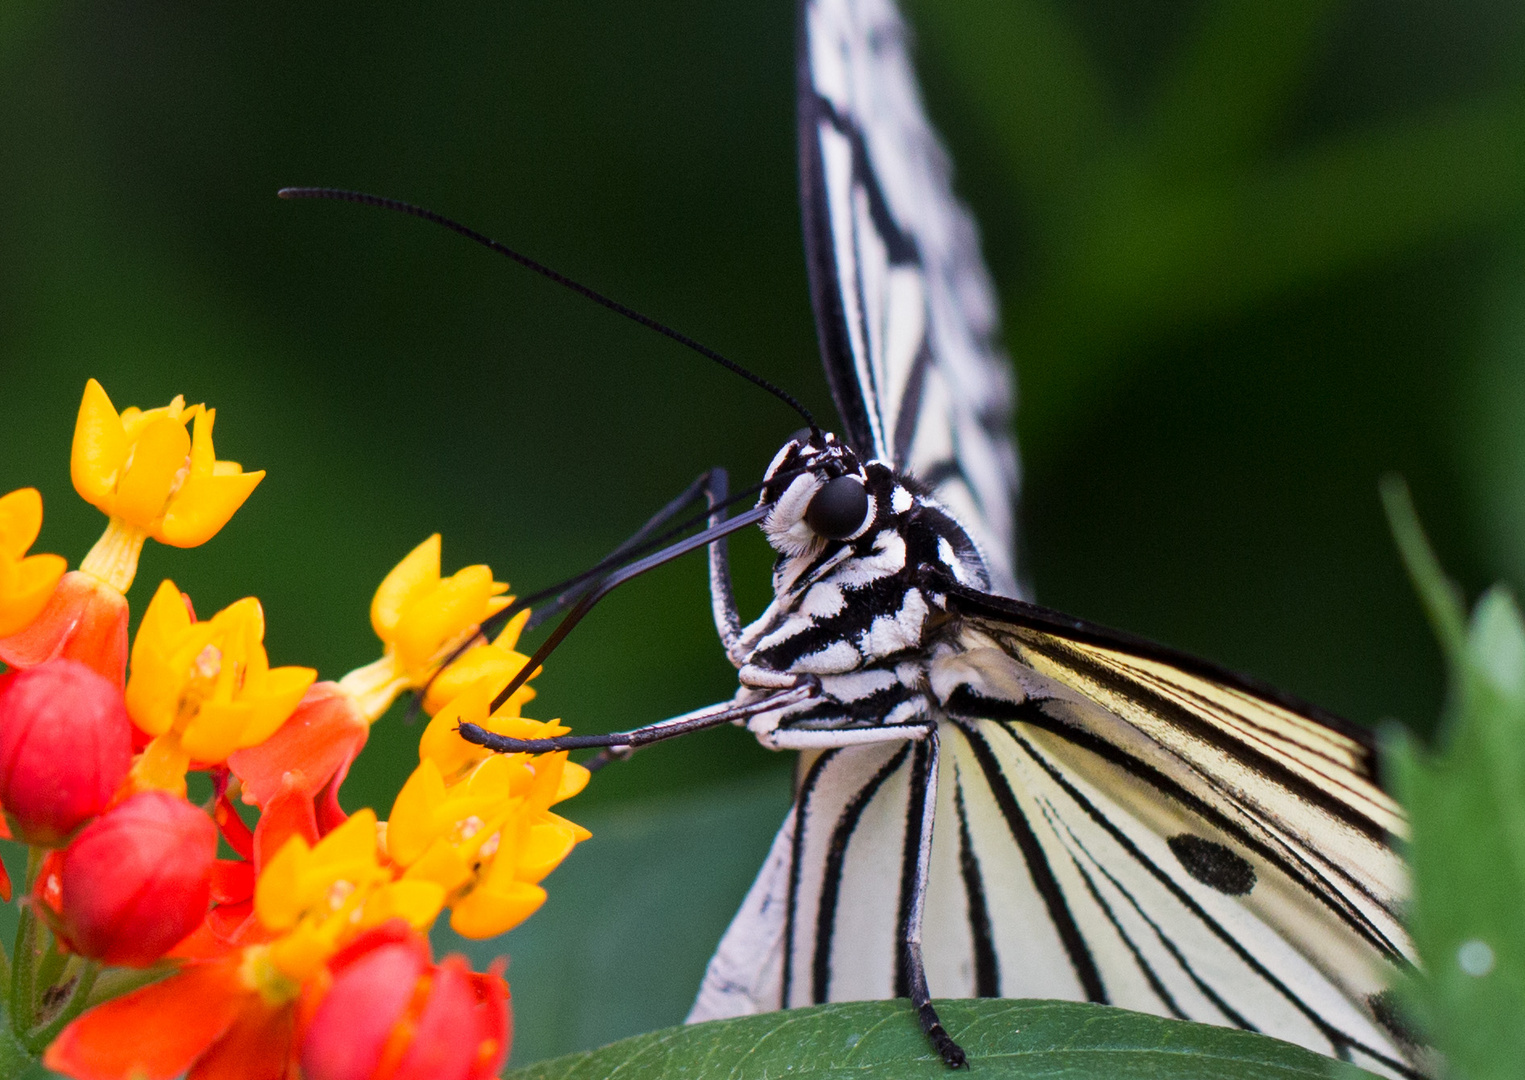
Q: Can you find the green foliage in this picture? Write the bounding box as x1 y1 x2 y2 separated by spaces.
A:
1382 477 1525 1079
507 1000 1373 1080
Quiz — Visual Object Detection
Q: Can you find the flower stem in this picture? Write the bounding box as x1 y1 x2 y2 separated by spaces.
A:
23 961 97 1054
0 1019 32 1080
7 850 41 1039
79 517 147 593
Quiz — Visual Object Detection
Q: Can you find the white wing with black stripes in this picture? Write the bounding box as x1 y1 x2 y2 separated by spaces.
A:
694 586 1425 1077
799 0 1021 595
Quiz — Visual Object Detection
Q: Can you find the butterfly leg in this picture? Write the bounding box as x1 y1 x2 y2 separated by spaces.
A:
459 682 818 755
904 727 968 1069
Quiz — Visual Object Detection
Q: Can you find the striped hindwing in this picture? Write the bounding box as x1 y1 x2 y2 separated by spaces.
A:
694 589 1426 1078
799 0 1020 595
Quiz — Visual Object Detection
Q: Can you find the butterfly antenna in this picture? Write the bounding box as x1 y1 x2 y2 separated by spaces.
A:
277 187 818 433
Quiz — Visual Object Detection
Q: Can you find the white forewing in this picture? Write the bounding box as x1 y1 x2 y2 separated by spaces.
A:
800 0 1021 595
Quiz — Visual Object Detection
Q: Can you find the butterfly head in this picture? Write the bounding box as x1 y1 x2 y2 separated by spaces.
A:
758 428 875 557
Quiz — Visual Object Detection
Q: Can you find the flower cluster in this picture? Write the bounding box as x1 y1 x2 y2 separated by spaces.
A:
0 381 588 1080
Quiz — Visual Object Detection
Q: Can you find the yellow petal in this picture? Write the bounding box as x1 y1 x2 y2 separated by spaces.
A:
464 752 522 799
127 733 191 797
555 760 591 804
418 681 492 777
114 415 191 527
363 880 447 932
449 880 545 939
310 808 380 870
181 699 256 763
266 921 334 984
188 406 217 476
125 580 197 736
0 488 44 559
256 835 312 931
70 380 127 507
493 607 532 653
400 838 475 894
372 535 441 641
393 564 506 674
515 819 580 884
423 641 536 717
236 666 318 749
155 470 265 547
388 759 448 866
0 553 67 637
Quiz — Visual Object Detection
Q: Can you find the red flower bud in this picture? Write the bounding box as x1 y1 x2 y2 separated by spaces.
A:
0 659 132 844
299 923 509 1080
43 790 218 967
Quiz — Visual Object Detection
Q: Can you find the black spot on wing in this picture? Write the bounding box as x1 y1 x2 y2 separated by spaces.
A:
1168 835 1257 896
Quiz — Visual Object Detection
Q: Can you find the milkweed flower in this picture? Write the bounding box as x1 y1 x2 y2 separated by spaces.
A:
337 535 520 722
253 809 445 986
126 580 316 794
72 379 264 592
0 659 132 846
36 790 219 967
0 487 67 636
390 681 590 938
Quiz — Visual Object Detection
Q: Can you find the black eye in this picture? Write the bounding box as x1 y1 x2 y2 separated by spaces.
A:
788 426 815 448
805 475 869 539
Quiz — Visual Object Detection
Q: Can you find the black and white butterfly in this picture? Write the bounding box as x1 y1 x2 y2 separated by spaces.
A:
448 0 1424 1074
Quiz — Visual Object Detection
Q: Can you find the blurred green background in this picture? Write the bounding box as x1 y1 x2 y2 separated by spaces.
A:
2 0 1524 1065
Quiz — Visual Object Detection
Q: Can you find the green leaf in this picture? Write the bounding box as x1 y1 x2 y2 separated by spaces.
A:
1382 486 1525 1079
507 1000 1376 1080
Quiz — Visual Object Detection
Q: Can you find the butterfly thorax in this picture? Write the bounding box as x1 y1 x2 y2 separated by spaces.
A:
729 432 990 741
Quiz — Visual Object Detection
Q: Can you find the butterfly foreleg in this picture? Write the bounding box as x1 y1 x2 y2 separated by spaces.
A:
458 682 817 756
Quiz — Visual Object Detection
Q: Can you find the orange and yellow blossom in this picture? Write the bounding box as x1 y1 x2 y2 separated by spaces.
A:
249 810 445 990
0 487 66 636
72 379 263 592
336 533 530 722
126 579 315 794
389 680 590 938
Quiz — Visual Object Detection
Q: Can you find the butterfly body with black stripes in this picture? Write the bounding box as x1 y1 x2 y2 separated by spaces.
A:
688 427 1422 1077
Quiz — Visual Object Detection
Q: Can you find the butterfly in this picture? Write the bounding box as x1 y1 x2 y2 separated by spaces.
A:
442 0 1424 1074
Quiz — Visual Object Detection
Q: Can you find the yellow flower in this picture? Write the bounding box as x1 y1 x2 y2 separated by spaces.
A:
0 488 67 636
337 534 518 723
126 579 316 790
387 747 589 939
72 379 264 591
253 811 445 986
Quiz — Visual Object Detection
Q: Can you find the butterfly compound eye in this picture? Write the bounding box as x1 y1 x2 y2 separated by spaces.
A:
805 475 869 539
